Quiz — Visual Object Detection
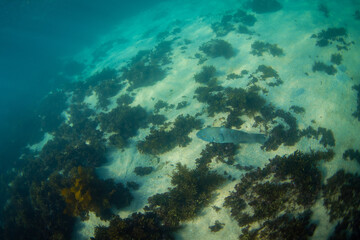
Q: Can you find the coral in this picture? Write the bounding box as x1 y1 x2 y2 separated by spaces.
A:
199 39 235 59
134 166 154 176
92 212 174 240
145 163 225 227
312 61 337 75
61 166 132 220
247 0 283 14
250 41 284 57
137 115 202 155
194 65 217 85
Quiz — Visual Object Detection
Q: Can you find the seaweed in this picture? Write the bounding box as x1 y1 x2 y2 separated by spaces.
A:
98 105 148 147
352 84 360 121
36 89 68 132
233 9 257 26
134 166 154 176
343 149 360 164
330 53 343 65
211 21 235 37
290 105 305 114
250 41 284 57
94 78 123 109
318 3 330 18
145 163 225 227
199 39 235 59
312 27 350 48
209 220 225 232
147 114 167 125
121 41 173 89
247 0 283 14
194 65 217 85
323 170 360 238
300 126 335 147
92 212 174 240
61 166 132 220
224 150 334 230
137 115 202 155
154 100 174 113
196 142 239 166
176 101 188 110
312 61 337 75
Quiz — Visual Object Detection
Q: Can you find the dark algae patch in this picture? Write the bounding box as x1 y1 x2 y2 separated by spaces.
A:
323 170 360 238
199 39 235 59
209 220 225 232
312 61 337 75
311 27 353 50
137 115 202 155
251 41 284 57
352 84 360 121
224 150 334 239
92 212 174 240
145 163 225 227
247 0 283 14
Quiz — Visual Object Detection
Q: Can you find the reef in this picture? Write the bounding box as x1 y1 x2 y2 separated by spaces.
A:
312 61 337 75
224 150 334 238
92 212 175 240
61 166 132 220
352 84 360 121
145 163 225 227
250 41 284 57
247 0 283 14
323 170 360 238
199 39 235 59
137 114 202 155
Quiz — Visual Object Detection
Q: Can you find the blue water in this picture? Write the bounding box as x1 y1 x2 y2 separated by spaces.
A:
0 0 359 239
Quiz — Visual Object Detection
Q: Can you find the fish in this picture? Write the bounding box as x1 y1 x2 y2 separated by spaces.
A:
196 127 266 144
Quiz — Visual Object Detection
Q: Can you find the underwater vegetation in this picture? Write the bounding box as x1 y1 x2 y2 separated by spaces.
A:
209 220 225 232
92 212 174 240
224 150 334 239
61 166 132 220
194 65 217 85
211 9 256 37
145 163 225 227
247 0 283 14
137 114 202 155
312 61 337 75
199 39 235 59
311 27 354 50
250 41 284 57
94 78 123 109
323 170 360 238
352 84 360 121
121 40 173 89
98 105 148 148
330 53 343 65
134 166 154 176
318 3 330 18
343 149 360 165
